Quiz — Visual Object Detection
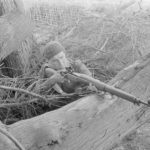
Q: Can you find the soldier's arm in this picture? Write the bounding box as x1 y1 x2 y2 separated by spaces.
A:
39 73 64 92
39 64 56 78
45 68 57 77
53 84 66 95
74 60 92 76
73 60 97 91
68 59 92 85
42 68 66 94
39 64 65 94
39 64 48 78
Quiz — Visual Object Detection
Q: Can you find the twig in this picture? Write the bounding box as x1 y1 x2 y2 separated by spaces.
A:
0 98 53 108
83 38 109 63
0 77 39 80
0 127 26 150
0 94 75 108
64 39 108 54
93 38 109 57
0 67 22 71
0 92 92 108
0 85 47 101
138 0 142 10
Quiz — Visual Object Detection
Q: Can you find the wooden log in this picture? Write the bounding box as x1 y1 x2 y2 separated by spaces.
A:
2 54 150 150
0 122 19 150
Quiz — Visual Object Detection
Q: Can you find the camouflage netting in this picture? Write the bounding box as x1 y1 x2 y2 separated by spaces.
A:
30 2 87 44
1 0 149 78
27 1 150 81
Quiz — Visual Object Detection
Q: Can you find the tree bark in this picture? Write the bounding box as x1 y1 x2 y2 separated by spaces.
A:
1 54 150 150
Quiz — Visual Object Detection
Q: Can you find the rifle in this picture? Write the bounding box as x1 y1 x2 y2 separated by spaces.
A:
61 68 150 107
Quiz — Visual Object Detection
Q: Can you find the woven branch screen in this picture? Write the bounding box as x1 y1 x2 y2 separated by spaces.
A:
0 0 89 74
30 3 85 26
0 0 147 76
29 2 88 43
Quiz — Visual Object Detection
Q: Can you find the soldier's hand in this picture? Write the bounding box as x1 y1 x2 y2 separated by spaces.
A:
75 87 83 95
87 83 98 92
36 73 64 92
39 63 50 78
53 73 64 83
53 84 66 95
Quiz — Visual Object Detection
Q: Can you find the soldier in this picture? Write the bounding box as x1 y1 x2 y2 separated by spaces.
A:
39 41 95 94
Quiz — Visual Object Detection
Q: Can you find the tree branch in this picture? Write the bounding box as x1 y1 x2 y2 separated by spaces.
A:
0 127 25 150
0 85 47 101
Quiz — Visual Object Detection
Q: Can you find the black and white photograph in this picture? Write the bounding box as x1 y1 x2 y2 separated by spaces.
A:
0 0 150 150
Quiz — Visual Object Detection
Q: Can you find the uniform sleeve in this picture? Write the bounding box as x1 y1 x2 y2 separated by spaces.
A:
73 60 92 76
39 64 56 78
38 65 65 94
36 74 64 93
64 60 92 88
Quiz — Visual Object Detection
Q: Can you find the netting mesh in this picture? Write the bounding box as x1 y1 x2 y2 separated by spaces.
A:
0 0 90 74
30 3 85 27
0 0 149 76
22 2 90 75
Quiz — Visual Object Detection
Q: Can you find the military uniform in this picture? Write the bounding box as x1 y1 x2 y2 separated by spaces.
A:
38 41 93 94
39 59 92 93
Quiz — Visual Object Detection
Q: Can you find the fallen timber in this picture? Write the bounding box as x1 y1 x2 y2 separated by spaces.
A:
0 127 25 150
0 53 148 150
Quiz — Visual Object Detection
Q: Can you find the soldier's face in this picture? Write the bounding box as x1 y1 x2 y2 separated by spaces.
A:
48 52 70 70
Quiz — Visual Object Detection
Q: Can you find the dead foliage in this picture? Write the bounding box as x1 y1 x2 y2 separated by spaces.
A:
1 1 150 126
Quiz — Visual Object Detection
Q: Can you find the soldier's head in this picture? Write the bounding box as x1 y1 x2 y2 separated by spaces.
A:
43 41 69 70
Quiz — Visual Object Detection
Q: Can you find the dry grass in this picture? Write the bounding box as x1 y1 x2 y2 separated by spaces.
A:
29 2 150 79
1 1 150 125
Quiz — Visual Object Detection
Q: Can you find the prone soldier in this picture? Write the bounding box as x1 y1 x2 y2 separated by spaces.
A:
38 41 96 94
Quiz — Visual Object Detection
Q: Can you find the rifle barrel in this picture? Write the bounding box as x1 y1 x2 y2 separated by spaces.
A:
73 73 140 105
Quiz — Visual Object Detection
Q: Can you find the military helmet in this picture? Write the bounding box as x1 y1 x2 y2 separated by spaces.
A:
43 41 65 60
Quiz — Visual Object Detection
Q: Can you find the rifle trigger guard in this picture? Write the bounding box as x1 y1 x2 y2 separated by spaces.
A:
60 71 67 77
134 100 140 106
